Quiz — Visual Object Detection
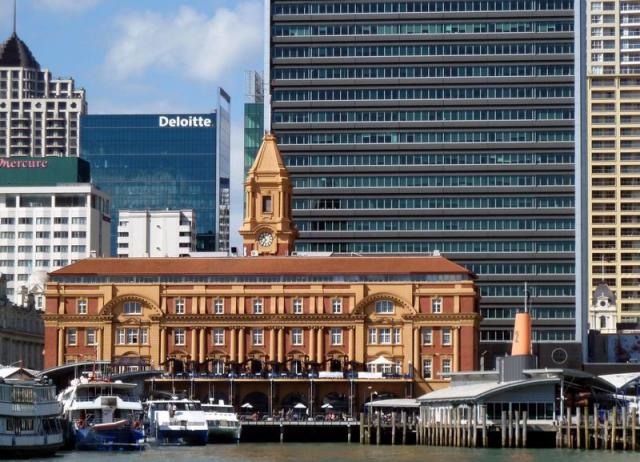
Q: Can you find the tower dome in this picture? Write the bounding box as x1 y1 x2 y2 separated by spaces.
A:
0 33 40 69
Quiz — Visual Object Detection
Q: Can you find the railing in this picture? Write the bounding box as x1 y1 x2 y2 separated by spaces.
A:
162 371 413 380
74 394 140 403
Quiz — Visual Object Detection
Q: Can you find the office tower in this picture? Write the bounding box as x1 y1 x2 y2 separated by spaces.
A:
0 32 86 157
81 88 231 254
0 157 111 304
245 71 265 179
267 0 583 367
117 210 196 257
587 0 640 330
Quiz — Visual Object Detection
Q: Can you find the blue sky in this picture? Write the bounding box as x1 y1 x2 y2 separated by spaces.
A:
0 0 264 247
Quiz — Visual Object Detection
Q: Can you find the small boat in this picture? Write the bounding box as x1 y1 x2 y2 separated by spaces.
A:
202 399 242 443
145 397 208 446
58 373 145 450
0 377 64 457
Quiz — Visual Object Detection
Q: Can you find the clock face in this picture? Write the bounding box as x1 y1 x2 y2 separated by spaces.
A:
258 231 274 247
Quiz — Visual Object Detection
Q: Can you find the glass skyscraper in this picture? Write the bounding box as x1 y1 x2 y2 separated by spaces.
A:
245 71 265 179
81 90 231 254
267 0 585 367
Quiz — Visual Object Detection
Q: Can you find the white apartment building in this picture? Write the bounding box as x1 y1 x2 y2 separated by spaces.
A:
117 210 196 258
0 32 86 158
0 184 111 305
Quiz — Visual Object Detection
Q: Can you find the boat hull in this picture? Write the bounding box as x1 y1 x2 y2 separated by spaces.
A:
0 434 64 457
154 428 208 446
207 425 242 443
74 426 145 451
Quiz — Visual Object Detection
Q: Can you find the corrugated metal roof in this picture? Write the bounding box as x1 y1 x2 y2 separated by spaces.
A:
417 378 559 403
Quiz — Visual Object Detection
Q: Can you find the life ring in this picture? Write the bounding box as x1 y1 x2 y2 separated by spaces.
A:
76 419 85 429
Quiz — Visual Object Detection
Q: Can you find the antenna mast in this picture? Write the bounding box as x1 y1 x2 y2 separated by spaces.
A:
13 0 17 35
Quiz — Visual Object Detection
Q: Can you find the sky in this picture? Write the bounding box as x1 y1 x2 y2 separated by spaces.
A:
0 0 264 248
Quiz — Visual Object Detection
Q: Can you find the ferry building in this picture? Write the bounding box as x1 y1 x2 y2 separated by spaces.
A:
43 135 480 411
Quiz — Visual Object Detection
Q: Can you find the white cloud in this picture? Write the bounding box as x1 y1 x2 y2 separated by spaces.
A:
105 2 263 83
32 0 102 13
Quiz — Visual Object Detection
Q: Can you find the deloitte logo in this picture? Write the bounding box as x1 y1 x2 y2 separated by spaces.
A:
159 115 213 128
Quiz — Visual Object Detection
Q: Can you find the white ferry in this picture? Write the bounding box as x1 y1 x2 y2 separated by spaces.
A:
202 399 242 443
0 377 64 457
145 397 208 445
58 375 145 450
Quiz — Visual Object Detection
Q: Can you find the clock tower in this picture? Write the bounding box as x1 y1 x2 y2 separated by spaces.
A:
239 133 298 255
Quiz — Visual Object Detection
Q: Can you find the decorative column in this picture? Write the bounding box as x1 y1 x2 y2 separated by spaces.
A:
199 328 206 364
453 327 460 372
57 327 64 365
348 328 355 361
277 328 284 364
316 327 324 364
269 328 276 361
309 327 316 362
191 328 198 362
160 328 167 366
97 328 103 361
230 328 237 363
102 323 112 362
413 327 420 377
238 328 245 364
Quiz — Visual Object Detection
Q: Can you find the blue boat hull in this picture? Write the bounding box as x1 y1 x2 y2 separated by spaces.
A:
155 429 208 446
74 426 145 451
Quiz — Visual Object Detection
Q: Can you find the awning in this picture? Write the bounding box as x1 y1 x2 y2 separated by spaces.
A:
367 356 394 366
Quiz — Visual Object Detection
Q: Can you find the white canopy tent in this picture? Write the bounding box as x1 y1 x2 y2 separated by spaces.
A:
367 356 395 374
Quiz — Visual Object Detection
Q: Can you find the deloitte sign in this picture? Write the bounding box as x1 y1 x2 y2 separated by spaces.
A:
159 115 213 128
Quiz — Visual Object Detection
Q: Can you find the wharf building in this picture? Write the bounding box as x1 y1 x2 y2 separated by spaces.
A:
116 209 196 258
0 274 44 370
81 88 231 254
0 31 85 158
266 0 584 367
587 0 640 330
42 135 481 410
0 157 111 304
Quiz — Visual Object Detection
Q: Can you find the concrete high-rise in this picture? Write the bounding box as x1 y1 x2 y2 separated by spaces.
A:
117 210 196 258
0 32 86 158
267 0 584 367
587 0 640 330
0 158 111 304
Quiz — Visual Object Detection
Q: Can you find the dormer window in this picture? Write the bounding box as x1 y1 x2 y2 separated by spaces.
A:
262 195 272 213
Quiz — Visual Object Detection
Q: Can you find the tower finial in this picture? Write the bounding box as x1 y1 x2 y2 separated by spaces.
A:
13 0 17 35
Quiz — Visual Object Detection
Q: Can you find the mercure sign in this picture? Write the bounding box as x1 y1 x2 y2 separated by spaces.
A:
0 159 48 169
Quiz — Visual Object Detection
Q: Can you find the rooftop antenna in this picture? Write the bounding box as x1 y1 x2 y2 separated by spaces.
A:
13 0 17 35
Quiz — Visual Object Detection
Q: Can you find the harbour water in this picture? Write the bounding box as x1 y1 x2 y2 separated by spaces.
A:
5 444 640 462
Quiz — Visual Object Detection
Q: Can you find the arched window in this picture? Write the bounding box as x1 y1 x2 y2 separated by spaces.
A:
599 316 607 329
375 300 394 314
